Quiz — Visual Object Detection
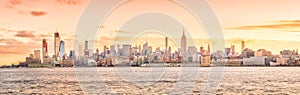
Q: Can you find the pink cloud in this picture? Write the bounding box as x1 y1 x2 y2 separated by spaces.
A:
229 20 300 32
15 30 35 38
30 11 47 17
0 38 39 55
5 0 22 8
56 0 84 5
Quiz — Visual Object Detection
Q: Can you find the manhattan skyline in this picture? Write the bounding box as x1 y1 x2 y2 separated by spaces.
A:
1 0 300 65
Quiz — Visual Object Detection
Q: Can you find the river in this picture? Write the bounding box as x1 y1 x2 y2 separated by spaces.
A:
0 67 299 94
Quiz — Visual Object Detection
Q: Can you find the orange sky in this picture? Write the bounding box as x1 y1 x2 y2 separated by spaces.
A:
1 0 300 65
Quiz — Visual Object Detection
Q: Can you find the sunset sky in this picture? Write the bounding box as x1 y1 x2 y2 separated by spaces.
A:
1 0 300 65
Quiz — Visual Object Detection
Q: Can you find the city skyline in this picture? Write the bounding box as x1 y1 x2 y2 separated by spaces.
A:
1 0 300 65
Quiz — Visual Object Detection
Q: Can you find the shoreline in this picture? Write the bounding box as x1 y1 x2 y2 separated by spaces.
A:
0 63 300 69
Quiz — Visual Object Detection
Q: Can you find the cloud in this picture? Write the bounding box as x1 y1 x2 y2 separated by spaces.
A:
0 38 40 55
99 36 114 41
0 39 21 45
5 0 22 8
38 34 51 38
113 30 132 34
99 36 130 41
30 11 47 17
9 0 22 5
56 0 84 5
0 39 29 54
17 10 48 17
230 38 256 44
0 28 6 31
14 30 35 38
228 20 300 32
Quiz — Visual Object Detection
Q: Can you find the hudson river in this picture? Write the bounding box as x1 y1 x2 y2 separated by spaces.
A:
1 67 300 94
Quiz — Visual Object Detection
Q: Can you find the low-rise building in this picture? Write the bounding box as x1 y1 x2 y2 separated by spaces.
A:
200 56 211 67
255 49 272 58
276 58 289 65
243 56 267 66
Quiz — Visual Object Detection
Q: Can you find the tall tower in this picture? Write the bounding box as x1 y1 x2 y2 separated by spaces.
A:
207 44 211 56
231 44 235 55
241 41 245 52
181 29 187 53
104 45 107 57
59 40 65 60
69 50 75 59
42 39 48 57
165 37 168 52
200 46 204 55
142 43 148 55
84 41 89 57
96 48 99 55
168 46 172 55
54 32 60 61
85 41 88 50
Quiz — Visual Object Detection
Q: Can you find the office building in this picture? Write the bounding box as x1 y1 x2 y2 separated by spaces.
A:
181 30 187 53
123 45 131 56
255 49 272 58
142 43 148 55
231 44 235 55
243 56 266 66
54 32 60 60
225 48 231 56
207 44 211 56
165 37 168 52
59 40 65 60
69 50 75 60
34 50 41 61
241 41 245 51
84 41 89 57
110 45 116 56
42 39 48 57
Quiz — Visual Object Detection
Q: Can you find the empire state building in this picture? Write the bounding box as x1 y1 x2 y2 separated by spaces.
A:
181 30 187 53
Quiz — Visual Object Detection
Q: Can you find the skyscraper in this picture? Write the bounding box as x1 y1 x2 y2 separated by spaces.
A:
142 43 148 55
231 44 235 55
168 46 172 55
207 44 210 56
241 41 245 52
42 39 48 58
225 48 231 56
85 41 88 50
59 40 65 60
181 30 187 53
69 50 75 60
34 50 41 63
110 45 116 56
200 46 204 56
84 41 89 57
123 45 131 56
95 48 99 59
54 32 60 60
165 37 168 52
34 50 41 60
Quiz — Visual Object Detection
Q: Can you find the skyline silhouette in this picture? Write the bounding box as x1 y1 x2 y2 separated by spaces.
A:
1 0 300 65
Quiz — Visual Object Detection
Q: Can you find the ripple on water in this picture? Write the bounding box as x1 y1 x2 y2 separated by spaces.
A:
0 67 300 94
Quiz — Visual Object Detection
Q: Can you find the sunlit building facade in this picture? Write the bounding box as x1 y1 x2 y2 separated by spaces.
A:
59 41 65 61
54 32 60 61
